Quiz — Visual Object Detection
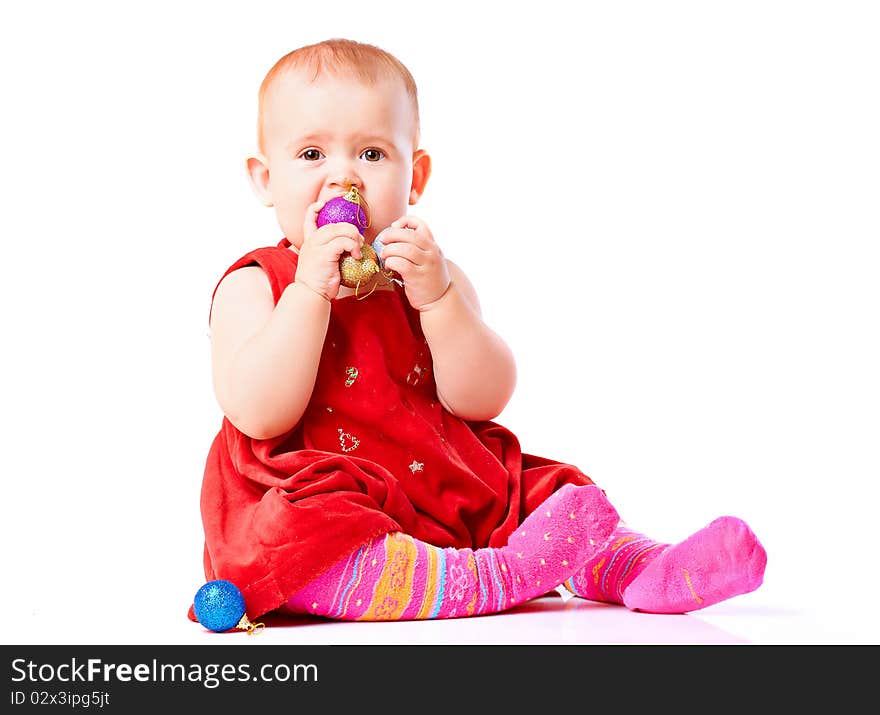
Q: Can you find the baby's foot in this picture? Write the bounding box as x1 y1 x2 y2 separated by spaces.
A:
622 516 767 614
498 484 619 607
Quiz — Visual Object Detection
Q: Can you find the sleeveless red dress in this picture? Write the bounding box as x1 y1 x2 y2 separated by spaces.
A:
190 238 595 620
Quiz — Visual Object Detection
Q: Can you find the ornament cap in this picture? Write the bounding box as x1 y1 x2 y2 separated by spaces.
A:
343 185 361 203
236 613 266 635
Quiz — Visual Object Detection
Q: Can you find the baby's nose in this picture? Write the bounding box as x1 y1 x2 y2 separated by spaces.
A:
326 159 362 191
329 174 361 189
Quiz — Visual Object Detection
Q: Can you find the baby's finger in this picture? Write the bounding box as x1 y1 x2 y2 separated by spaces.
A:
313 221 362 245
378 239 426 266
391 215 422 231
331 235 362 260
304 201 324 226
382 254 417 276
378 226 431 252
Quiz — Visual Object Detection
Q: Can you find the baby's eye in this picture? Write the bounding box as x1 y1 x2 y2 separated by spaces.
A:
300 148 324 161
360 148 385 162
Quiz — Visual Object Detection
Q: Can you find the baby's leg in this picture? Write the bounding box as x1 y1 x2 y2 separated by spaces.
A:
563 516 766 613
284 484 619 620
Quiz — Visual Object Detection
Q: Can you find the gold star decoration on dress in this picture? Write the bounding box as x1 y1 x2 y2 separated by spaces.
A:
408 460 424 474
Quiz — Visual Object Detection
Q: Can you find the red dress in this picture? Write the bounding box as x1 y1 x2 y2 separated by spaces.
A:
190 238 595 620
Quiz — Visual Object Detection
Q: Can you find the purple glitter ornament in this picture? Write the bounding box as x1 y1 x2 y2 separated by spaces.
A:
317 186 369 230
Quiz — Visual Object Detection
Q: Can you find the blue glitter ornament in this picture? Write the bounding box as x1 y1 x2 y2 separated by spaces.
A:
193 580 264 634
372 228 389 269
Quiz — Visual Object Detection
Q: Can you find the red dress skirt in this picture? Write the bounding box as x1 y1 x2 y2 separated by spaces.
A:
190 238 594 619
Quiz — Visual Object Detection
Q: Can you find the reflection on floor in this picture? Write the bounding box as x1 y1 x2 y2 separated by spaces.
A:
244 590 752 645
11 583 873 645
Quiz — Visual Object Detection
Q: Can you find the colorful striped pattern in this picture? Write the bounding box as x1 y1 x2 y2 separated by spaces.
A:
414 542 443 619
283 532 513 621
283 484 620 621
332 545 369 618
564 524 668 604
361 532 418 620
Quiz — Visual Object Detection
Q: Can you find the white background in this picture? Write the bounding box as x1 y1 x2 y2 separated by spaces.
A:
1 0 877 644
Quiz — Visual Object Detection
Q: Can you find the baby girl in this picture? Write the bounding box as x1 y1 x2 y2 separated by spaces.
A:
190 38 766 625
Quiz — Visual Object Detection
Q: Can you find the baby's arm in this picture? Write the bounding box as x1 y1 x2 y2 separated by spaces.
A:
419 260 517 421
378 216 516 420
210 268 330 439
211 205 364 439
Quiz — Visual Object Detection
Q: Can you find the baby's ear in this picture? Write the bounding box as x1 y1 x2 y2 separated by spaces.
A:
245 155 274 207
409 149 432 205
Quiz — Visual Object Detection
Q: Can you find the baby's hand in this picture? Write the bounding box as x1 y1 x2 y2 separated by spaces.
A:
295 201 364 301
377 216 451 310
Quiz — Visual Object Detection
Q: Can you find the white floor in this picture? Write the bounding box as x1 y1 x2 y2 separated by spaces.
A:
6 576 875 647
187 590 854 646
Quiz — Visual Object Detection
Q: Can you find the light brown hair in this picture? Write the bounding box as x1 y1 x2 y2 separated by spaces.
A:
257 38 420 152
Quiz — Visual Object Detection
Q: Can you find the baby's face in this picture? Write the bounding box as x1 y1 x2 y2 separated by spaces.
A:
258 69 421 248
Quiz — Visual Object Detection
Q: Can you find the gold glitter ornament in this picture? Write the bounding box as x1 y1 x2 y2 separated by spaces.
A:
315 185 403 299
339 242 381 289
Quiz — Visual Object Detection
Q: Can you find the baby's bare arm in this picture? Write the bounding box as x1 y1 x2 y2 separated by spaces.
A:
210 267 331 439
419 261 516 420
